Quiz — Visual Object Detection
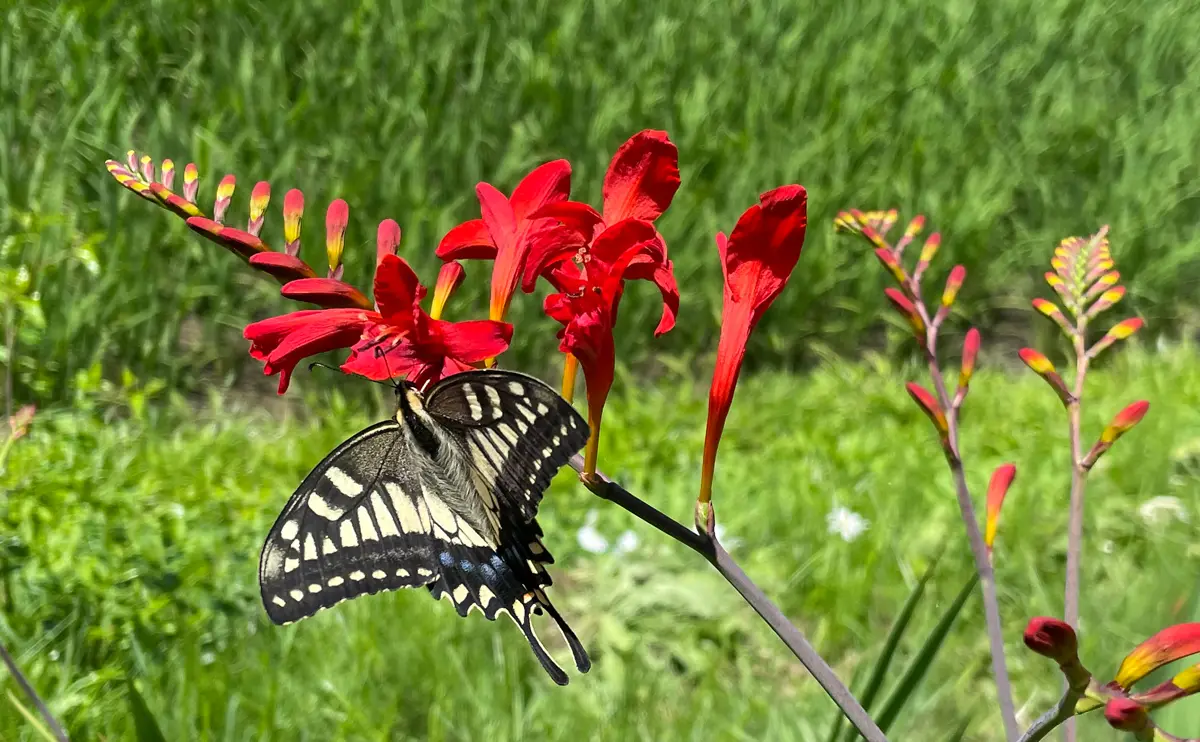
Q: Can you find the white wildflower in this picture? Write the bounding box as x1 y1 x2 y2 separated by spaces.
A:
826 505 870 543
1138 496 1189 526
576 510 609 554
613 531 639 555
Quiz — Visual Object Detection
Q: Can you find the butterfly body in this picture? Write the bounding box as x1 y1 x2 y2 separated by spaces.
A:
258 369 591 684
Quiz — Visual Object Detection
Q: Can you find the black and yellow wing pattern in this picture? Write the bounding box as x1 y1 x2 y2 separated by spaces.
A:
258 369 591 684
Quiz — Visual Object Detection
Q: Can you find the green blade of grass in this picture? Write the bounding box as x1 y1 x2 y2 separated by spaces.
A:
6 690 60 742
831 549 944 742
126 678 167 742
874 574 980 734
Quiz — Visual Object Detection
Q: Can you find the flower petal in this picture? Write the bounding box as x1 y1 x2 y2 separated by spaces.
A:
722 185 809 324
434 318 514 365
601 130 681 224
510 159 572 221
477 182 520 320
531 201 605 240
373 254 426 324
436 218 497 261
520 221 588 293
244 308 375 393
1116 623 1200 690
281 278 373 310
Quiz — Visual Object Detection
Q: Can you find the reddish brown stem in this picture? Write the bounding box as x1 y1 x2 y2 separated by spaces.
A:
1062 324 1090 742
911 279 1019 742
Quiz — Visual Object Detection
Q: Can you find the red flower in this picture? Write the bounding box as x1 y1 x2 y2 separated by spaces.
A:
527 130 682 336
436 160 574 321
700 185 808 503
245 248 512 393
541 235 660 475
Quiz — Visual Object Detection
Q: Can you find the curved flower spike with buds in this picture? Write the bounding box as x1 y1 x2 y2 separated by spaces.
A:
1083 401 1150 469
700 185 807 504
1090 317 1145 358
984 463 1016 554
1018 348 1073 406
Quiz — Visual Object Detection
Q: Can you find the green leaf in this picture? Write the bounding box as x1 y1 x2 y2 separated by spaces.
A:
126 678 167 742
942 716 972 742
875 574 979 733
831 550 943 742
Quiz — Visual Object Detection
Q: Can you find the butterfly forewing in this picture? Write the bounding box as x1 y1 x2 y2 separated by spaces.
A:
258 422 448 624
424 370 590 524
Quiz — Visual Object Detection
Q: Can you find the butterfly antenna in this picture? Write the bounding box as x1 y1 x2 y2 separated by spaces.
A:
373 345 403 392
307 361 390 387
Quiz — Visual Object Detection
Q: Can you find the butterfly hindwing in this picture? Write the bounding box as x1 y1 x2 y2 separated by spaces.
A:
423 370 590 523
259 421 451 624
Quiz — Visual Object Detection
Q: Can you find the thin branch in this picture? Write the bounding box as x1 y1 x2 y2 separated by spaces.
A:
914 291 1020 742
1062 327 1090 742
0 639 68 741
569 455 889 742
1016 686 1086 742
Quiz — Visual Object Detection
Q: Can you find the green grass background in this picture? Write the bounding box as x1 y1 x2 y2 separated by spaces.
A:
3 0 1200 738
5 345 1200 740
5 0 1200 402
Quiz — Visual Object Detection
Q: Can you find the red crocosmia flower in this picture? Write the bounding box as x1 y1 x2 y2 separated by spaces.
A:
542 238 657 475
534 130 681 240
436 159 572 321
523 218 679 336
700 185 808 504
527 131 682 336
245 253 512 393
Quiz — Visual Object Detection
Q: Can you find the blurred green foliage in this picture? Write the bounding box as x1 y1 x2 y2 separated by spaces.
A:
4 0 1200 404
1 342 1198 739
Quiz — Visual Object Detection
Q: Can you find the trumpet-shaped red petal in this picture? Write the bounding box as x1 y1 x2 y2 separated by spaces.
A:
601 130 680 224
721 186 809 324
531 201 605 241
701 185 808 503
511 159 572 222
373 254 426 324
436 219 497 261
448 159 573 321
244 309 377 393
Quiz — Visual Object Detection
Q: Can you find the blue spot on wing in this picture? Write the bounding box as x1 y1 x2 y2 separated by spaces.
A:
459 559 475 572
439 551 454 567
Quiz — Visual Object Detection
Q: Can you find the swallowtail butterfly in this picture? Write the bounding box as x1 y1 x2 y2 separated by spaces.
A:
258 369 592 684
